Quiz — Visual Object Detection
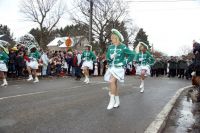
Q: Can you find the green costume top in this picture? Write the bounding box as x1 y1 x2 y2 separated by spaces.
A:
29 50 40 61
106 43 135 67
134 51 155 66
81 51 96 61
0 51 9 63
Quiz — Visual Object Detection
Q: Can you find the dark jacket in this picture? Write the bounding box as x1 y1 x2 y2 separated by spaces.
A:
169 60 177 69
177 60 188 69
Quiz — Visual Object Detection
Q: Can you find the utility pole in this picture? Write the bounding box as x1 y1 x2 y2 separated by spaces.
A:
89 0 93 46
152 43 154 53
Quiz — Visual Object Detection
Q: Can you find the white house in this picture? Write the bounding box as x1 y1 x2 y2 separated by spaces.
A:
47 36 89 51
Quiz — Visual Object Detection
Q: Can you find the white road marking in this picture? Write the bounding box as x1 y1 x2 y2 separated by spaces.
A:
102 87 109 90
90 81 107 84
0 80 139 101
0 91 48 100
0 81 106 101
101 86 139 90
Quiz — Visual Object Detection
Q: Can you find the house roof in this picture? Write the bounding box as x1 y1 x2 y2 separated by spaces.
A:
0 34 4 38
47 37 66 47
47 36 87 48
0 34 13 43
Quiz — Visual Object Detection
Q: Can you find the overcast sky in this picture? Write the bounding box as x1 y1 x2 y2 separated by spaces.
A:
0 0 200 56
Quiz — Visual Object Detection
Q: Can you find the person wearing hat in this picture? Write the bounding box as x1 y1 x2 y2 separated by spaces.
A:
26 45 41 83
104 29 135 110
134 42 155 93
81 44 96 84
0 44 9 86
8 47 18 78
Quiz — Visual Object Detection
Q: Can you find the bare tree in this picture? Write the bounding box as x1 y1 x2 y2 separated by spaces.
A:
178 45 192 56
20 0 66 48
152 50 165 58
71 0 137 52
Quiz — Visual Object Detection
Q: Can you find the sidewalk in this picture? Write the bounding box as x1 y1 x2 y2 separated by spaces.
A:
163 87 200 133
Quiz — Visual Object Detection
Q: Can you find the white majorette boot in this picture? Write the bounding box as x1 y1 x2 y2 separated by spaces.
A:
140 86 144 93
107 94 115 110
140 79 144 93
33 77 39 83
27 75 33 81
84 77 87 82
1 79 8 86
139 79 144 89
85 77 90 84
114 96 120 108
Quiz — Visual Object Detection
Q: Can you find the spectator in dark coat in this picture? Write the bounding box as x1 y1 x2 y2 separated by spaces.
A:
66 52 73 75
193 40 200 75
8 47 17 78
16 46 26 78
168 57 177 77
72 50 82 80
177 57 188 79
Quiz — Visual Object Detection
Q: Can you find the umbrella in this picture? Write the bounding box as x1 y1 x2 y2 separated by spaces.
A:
0 40 9 47
0 40 9 54
18 33 38 48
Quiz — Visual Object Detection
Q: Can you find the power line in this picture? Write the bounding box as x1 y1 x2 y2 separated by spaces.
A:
127 0 197 2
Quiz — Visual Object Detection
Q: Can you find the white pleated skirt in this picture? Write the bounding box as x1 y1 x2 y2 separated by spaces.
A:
136 65 150 76
104 67 125 82
26 60 39 70
81 61 93 70
0 62 8 72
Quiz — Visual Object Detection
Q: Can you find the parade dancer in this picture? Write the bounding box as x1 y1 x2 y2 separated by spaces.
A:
104 29 135 110
26 45 41 83
81 45 96 84
135 42 155 93
0 44 9 86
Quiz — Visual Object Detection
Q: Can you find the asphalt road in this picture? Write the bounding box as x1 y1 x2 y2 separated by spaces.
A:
0 76 191 133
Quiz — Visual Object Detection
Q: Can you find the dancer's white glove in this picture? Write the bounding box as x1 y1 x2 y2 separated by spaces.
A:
110 53 116 59
139 58 143 61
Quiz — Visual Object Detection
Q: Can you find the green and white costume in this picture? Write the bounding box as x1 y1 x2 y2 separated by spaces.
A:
81 51 96 70
135 51 155 76
26 50 40 70
104 43 135 82
0 51 9 72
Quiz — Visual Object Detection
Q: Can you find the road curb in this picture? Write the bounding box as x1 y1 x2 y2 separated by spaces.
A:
144 85 193 133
